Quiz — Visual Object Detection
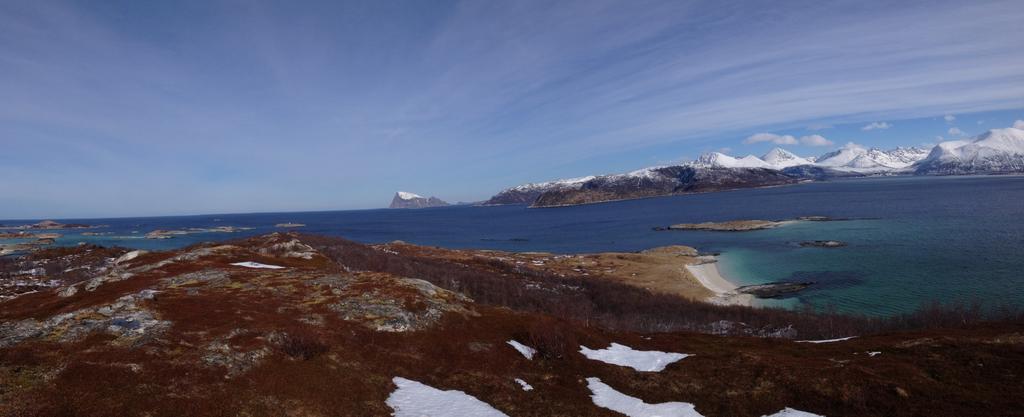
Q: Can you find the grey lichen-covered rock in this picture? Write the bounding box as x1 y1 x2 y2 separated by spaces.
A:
329 277 475 332
84 271 134 292
0 289 169 348
56 285 78 298
258 238 319 260
163 269 231 288
203 339 271 378
114 250 147 266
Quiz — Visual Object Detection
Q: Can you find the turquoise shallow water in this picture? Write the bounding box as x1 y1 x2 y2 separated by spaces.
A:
4 175 1023 316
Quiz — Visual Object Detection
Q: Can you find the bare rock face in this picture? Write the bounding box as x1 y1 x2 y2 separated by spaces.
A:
388 191 449 209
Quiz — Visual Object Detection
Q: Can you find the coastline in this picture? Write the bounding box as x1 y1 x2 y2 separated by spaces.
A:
685 256 754 306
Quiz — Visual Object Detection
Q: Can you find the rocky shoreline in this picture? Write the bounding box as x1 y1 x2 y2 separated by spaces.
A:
736 282 815 298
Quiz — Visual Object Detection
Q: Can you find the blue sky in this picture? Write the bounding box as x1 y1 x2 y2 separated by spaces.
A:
2 0 1023 219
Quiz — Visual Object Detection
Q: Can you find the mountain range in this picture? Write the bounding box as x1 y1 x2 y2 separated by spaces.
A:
485 124 1024 207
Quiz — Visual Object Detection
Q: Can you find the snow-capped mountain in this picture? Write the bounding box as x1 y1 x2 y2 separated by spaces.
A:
528 165 798 207
483 121 1024 207
814 144 929 172
761 148 814 168
692 152 772 169
483 175 596 205
914 127 1024 174
389 191 449 209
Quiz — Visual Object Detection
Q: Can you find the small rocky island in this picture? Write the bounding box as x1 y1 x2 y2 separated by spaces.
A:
0 220 93 230
657 216 844 232
799 240 847 248
660 219 792 232
388 191 449 209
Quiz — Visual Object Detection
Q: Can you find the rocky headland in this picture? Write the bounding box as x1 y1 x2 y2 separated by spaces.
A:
389 191 450 209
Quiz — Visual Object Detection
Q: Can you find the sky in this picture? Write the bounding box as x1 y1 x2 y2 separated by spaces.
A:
1 0 1023 219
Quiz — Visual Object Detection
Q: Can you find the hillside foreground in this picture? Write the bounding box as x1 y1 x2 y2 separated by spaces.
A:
1 233 1022 416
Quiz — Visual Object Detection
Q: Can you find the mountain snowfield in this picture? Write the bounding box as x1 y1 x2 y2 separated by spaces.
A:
698 145 932 173
490 122 1024 200
914 127 1024 174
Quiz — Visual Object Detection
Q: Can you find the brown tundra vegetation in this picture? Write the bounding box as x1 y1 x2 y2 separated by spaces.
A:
0 232 1022 417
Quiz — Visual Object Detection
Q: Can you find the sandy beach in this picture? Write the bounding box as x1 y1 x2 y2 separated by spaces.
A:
685 257 754 306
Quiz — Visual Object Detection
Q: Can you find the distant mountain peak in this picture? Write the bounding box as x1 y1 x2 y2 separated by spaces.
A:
761 148 812 168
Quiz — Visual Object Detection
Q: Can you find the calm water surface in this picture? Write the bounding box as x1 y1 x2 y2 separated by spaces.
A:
4 175 1022 316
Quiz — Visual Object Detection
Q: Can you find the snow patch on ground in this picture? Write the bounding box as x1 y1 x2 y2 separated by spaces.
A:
386 377 509 417
230 262 285 269
514 378 533 391
507 340 537 360
867 351 881 357
586 377 704 417
580 343 690 372
795 336 856 344
762 407 825 417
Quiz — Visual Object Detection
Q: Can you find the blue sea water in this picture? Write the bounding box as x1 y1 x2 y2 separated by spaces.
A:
3 175 1023 316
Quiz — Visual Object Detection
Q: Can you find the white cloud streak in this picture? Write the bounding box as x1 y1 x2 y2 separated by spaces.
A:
744 133 798 145
861 121 892 130
745 133 833 146
800 134 834 147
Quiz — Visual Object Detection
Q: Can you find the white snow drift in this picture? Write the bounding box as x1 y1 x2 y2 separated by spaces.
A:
230 262 285 269
763 408 825 417
386 377 509 417
579 343 690 372
587 377 704 417
796 336 856 344
507 340 537 360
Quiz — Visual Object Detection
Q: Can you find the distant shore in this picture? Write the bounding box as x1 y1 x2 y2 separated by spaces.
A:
685 257 754 306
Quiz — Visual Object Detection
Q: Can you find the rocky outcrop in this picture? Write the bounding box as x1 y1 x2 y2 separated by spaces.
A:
736 282 814 298
389 191 450 209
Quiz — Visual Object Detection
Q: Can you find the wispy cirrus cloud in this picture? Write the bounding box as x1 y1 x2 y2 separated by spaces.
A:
2 0 1024 217
745 133 833 147
744 133 798 145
